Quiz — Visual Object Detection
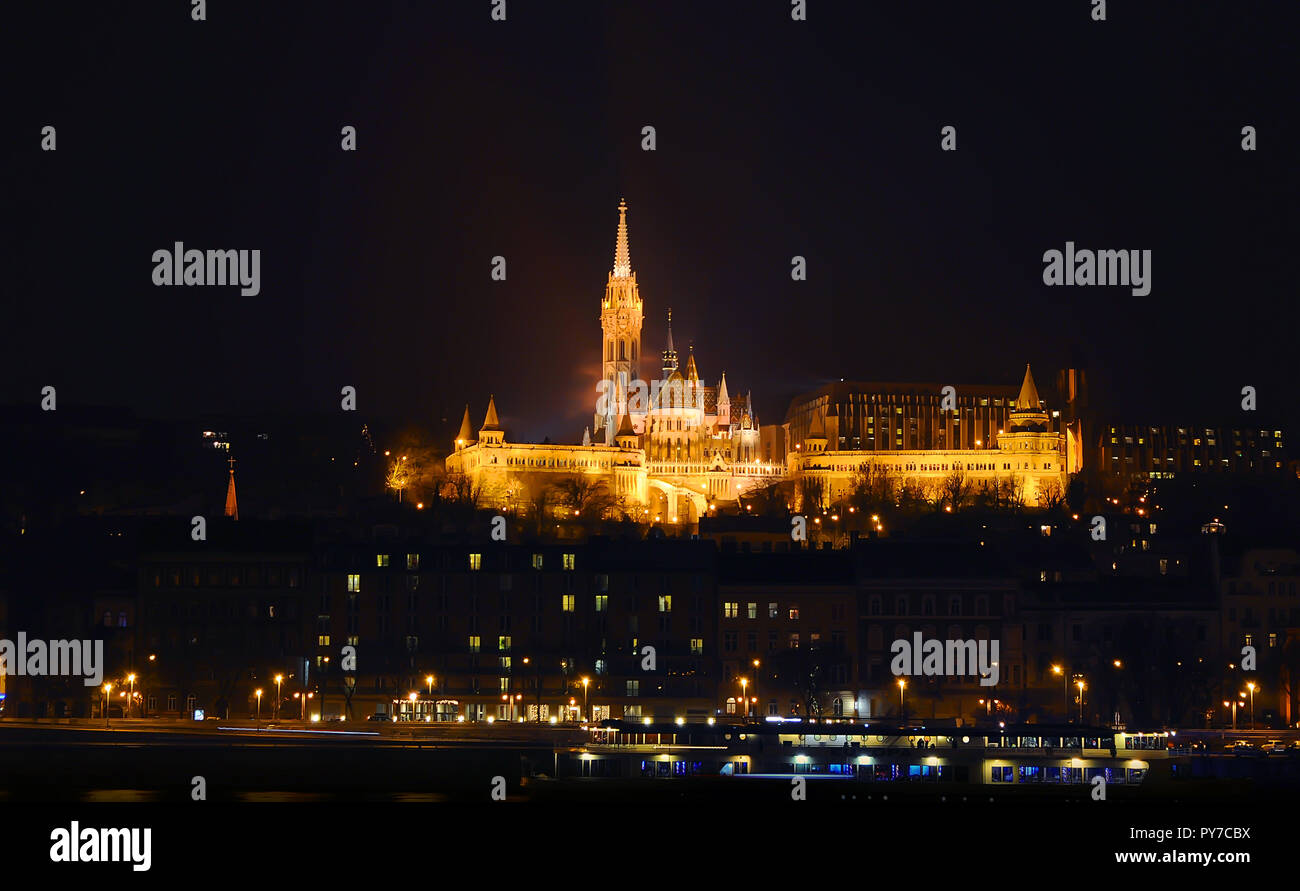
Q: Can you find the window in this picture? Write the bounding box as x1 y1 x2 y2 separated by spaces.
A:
562 553 576 570
724 631 738 652
468 636 481 652
498 635 512 651
747 602 758 619
469 553 482 571
318 635 330 646
595 594 608 612
377 554 390 568
789 633 800 648
788 606 800 620
658 595 672 612
561 594 575 612
691 638 704 655
347 574 360 592
406 574 419 590
724 602 739 619
532 553 543 570
626 680 640 697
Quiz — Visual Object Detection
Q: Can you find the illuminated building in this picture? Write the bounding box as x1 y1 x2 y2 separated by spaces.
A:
446 201 783 523
788 365 1072 509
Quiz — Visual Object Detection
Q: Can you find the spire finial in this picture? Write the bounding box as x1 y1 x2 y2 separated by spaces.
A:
612 199 631 278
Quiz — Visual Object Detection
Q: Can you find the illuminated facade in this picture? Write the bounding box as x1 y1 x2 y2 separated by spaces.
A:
789 365 1072 508
446 201 783 522
446 202 1072 521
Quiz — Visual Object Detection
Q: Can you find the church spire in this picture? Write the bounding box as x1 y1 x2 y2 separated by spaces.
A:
661 308 678 378
223 454 239 521
685 345 700 382
612 198 631 278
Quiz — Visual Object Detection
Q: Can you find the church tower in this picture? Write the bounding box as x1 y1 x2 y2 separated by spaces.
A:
597 199 644 434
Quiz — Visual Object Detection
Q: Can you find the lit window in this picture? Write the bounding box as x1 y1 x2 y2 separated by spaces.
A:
595 594 608 612
724 602 739 618
377 554 390 568
562 594 575 612
658 595 672 612
498 635 511 651
469 553 482 571
468 635 481 652
346 574 360 592
562 553 576 570
532 553 543 570
406 553 419 571
690 638 703 655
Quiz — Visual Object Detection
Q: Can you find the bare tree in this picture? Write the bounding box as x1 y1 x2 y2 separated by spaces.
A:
938 469 972 511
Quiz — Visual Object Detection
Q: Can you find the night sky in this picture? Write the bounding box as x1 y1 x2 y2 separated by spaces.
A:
7 1 1297 444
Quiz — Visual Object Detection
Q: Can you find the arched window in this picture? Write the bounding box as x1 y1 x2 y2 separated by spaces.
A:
619 340 626 360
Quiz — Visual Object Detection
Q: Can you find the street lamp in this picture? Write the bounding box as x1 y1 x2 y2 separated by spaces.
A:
409 691 419 723
103 682 113 727
739 677 749 718
1076 680 1086 724
1051 664 1066 720
426 675 435 697
274 674 283 721
126 673 136 718
581 676 590 722
752 659 761 718
898 678 906 724
255 688 263 723
1246 682 1257 730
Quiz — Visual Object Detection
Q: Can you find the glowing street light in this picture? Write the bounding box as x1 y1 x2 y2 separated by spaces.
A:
274 674 284 721
255 688 263 722
1246 682 1257 730
103 682 113 727
126 673 136 718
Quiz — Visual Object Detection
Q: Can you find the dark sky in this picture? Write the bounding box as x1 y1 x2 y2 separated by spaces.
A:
6 1 1297 444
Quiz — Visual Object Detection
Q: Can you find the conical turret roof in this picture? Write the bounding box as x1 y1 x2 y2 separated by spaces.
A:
481 395 502 432
1015 364 1041 411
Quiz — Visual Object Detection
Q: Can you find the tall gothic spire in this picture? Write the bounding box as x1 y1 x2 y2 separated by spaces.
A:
224 454 239 521
612 198 631 278
661 308 678 377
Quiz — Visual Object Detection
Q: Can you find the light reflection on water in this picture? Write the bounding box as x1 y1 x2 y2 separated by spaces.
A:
82 790 161 802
